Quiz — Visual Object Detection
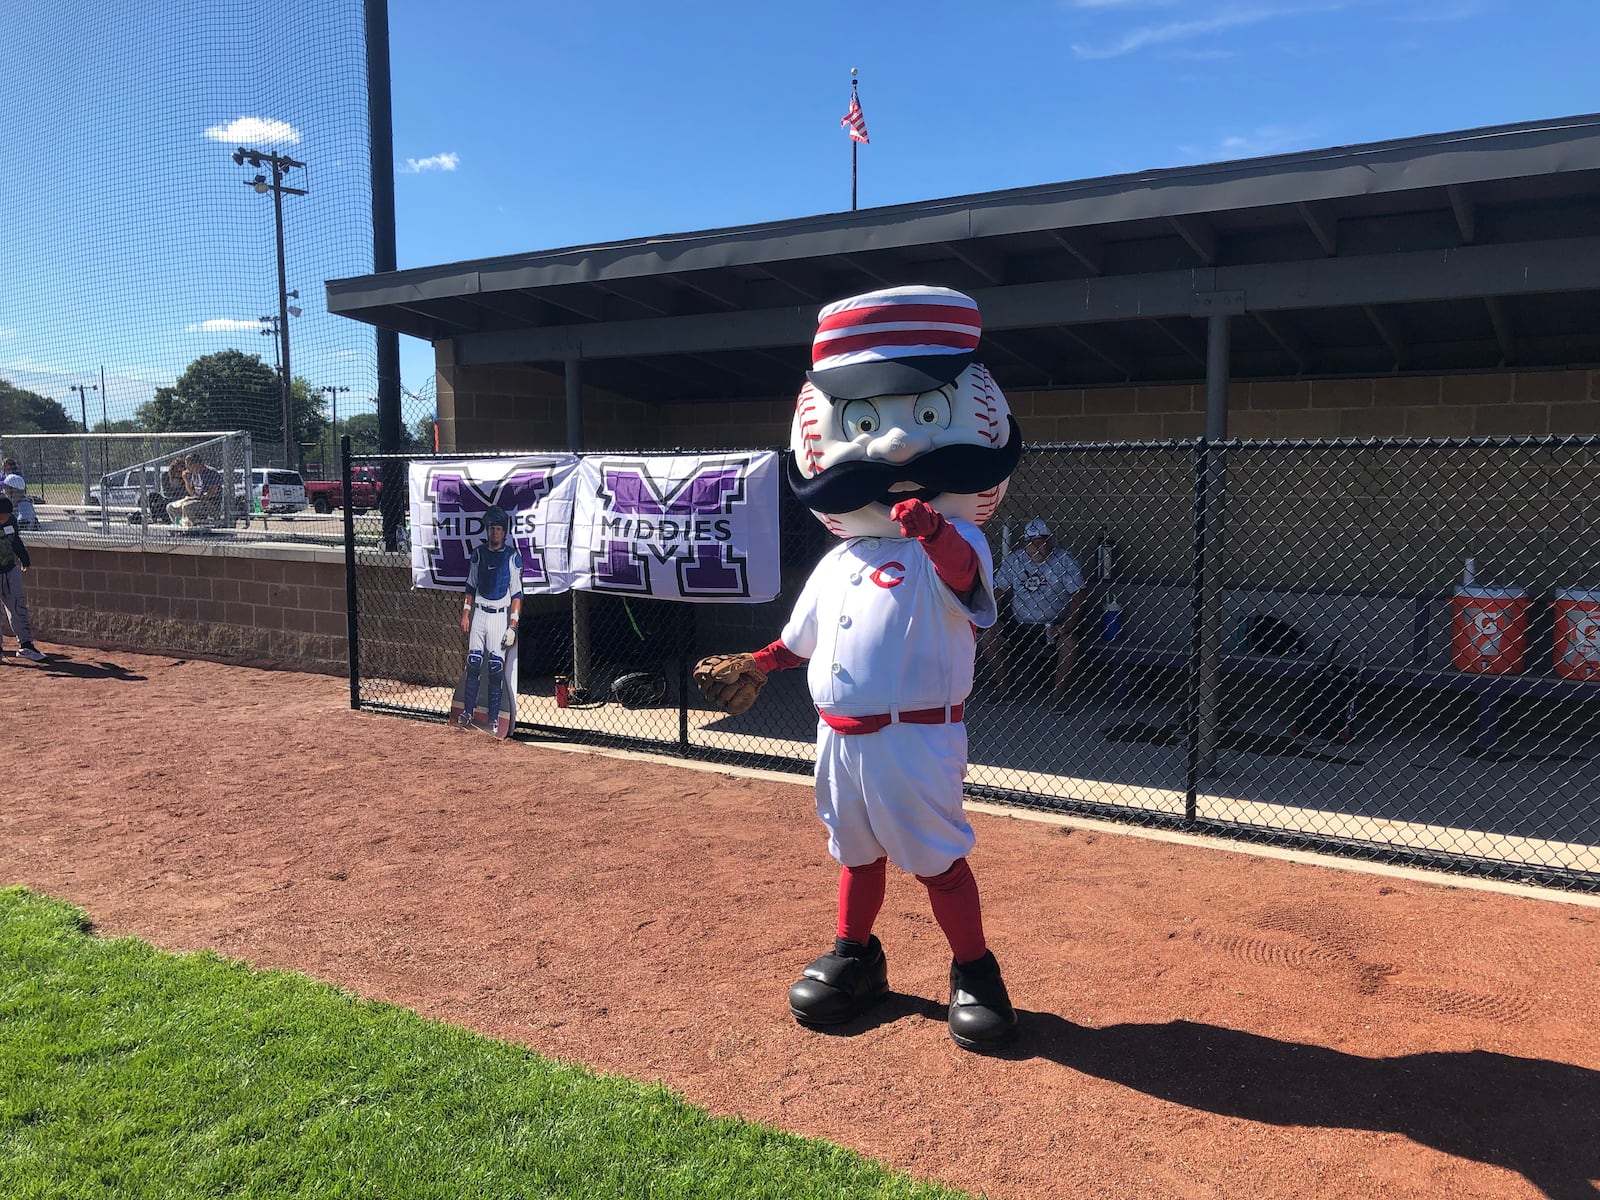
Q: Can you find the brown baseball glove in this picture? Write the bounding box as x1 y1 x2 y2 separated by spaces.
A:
693 652 768 716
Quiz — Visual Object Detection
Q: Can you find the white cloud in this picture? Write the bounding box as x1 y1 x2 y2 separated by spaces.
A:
1179 123 1324 160
203 116 301 145
186 318 261 334
399 152 460 174
1072 3 1348 59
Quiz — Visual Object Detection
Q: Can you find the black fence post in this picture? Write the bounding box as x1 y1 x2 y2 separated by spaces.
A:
1185 438 1207 823
341 435 361 710
678 638 691 753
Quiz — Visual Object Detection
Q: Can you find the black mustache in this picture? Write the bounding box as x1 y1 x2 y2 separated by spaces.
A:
787 416 1024 514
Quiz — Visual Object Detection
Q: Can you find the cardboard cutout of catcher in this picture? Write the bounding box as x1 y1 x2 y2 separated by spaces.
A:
450 506 522 738
695 285 1024 1051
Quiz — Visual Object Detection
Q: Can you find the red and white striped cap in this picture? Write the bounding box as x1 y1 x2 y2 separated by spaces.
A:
807 285 981 400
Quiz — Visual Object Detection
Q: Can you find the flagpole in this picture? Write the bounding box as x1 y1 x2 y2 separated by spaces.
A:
850 68 859 211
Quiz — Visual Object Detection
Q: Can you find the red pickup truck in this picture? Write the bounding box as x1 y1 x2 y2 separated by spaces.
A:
305 465 384 514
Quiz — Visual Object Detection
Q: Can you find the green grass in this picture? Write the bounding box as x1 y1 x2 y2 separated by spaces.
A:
0 888 972 1200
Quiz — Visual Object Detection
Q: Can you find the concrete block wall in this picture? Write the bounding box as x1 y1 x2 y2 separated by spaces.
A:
25 540 350 672
435 342 660 453
437 357 1598 456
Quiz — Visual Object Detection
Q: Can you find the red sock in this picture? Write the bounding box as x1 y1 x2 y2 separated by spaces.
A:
837 856 887 943
917 857 987 964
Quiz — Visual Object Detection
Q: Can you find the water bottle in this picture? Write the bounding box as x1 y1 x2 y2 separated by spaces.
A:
1101 596 1124 643
1462 557 1476 588
554 675 570 708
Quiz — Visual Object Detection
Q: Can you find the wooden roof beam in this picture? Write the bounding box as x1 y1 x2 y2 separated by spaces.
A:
674 270 745 310
1250 310 1309 373
1484 296 1515 364
1447 184 1476 244
944 240 1008 286
1169 214 1217 266
1363 304 1409 369
1150 317 1207 366
1296 200 1339 256
1048 228 1104 274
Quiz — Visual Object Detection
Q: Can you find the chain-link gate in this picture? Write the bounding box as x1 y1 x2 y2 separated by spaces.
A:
0 431 255 542
348 437 1600 893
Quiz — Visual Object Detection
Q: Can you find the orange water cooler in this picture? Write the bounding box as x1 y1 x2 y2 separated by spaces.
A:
1553 587 1600 680
1450 585 1529 674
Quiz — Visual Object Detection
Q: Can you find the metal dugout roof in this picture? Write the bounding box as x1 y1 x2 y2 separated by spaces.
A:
329 113 1600 403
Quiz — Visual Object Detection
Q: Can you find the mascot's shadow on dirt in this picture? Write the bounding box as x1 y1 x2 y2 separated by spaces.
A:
995 1013 1598 1199
30 654 147 682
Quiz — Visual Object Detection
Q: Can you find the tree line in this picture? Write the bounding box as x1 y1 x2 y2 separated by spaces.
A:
2 350 434 458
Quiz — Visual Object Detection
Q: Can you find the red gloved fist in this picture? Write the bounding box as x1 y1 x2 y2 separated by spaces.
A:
890 497 946 539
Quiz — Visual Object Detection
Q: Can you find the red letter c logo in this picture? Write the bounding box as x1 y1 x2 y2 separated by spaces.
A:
869 562 906 589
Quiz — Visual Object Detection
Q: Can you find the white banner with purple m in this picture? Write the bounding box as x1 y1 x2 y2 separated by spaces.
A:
408 451 781 603
408 455 579 593
551 451 781 603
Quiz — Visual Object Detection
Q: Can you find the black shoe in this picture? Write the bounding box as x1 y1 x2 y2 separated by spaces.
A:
947 950 1018 1050
788 935 889 1026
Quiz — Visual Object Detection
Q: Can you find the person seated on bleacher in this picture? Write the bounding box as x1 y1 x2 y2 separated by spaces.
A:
2 474 38 530
979 518 1085 712
157 459 188 522
168 454 223 528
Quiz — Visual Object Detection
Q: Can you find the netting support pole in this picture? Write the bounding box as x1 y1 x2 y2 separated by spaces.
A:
565 352 592 692
342 435 361 709
366 0 406 553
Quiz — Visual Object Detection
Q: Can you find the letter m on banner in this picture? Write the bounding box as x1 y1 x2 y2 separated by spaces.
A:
413 458 573 590
583 453 780 603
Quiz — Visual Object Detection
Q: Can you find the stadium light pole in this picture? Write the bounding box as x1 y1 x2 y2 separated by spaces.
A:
68 382 99 503
232 147 307 469
321 384 348 473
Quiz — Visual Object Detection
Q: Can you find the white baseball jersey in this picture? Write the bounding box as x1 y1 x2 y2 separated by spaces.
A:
780 520 997 718
995 547 1083 625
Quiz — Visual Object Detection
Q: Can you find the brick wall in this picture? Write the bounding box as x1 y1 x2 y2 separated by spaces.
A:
26 540 350 672
437 357 1599 454
1007 368 1599 443
436 342 660 452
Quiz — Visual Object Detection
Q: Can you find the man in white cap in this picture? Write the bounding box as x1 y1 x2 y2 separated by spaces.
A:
2 474 38 531
693 284 1024 1051
981 517 1084 711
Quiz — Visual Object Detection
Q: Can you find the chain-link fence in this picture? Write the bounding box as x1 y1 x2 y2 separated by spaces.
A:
350 437 1600 892
0 431 266 541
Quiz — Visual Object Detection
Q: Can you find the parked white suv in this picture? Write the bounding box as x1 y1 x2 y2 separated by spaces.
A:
236 468 307 514
92 466 178 523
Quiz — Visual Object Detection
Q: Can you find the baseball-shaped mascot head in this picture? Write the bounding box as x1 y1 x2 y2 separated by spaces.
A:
788 285 1022 539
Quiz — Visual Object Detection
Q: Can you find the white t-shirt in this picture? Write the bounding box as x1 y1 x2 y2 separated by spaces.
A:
995 547 1083 625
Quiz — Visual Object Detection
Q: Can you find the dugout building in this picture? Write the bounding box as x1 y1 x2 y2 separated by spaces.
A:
328 112 1600 889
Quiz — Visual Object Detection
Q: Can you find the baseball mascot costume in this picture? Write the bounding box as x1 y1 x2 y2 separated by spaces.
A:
453 505 523 738
695 285 1023 1050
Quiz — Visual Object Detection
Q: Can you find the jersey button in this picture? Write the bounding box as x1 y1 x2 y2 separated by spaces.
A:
831 662 842 675
838 615 851 628
849 574 861 584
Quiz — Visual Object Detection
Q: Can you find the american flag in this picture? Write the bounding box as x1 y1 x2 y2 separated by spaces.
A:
841 92 869 144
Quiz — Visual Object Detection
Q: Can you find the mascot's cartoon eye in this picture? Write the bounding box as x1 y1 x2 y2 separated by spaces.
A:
840 399 881 438
913 390 952 429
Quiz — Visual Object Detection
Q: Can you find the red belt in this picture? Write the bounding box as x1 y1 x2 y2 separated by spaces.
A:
819 703 964 735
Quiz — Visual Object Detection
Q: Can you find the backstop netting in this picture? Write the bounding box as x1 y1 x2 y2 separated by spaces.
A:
0 0 380 474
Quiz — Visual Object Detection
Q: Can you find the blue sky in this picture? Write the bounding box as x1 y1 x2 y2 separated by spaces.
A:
3 0 1596 429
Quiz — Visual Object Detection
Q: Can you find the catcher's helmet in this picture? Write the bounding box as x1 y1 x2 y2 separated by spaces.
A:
482 505 509 531
612 670 669 709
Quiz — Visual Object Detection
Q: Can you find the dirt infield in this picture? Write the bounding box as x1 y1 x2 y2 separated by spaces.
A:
8 648 1600 1199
